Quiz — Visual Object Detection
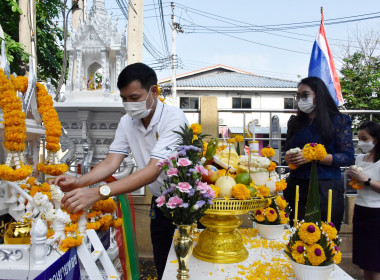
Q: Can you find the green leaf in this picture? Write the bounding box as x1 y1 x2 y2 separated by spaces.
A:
304 161 321 223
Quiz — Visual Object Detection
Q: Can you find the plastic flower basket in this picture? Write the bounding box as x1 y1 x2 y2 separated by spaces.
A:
289 258 334 280
255 223 284 240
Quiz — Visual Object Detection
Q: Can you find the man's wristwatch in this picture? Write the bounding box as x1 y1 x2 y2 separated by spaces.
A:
364 178 371 187
98 185 111 199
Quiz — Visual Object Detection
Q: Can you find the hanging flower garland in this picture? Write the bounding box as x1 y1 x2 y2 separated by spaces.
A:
10 75 28 94
0 69 33 181
35 82 68 176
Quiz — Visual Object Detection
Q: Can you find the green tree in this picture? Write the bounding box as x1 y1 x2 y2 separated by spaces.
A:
340 31 380 125
0 0 64 86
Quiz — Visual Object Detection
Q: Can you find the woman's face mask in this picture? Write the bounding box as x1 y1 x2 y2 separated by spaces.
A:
123 88 155 119
357 140 375 153
297 97 316 114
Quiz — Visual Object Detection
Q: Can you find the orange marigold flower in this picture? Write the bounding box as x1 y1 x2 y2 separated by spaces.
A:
267 161 277 172
232 184 251 200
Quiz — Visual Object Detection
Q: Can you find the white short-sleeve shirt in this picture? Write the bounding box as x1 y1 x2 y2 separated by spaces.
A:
109 100 189 197
354 153 380 208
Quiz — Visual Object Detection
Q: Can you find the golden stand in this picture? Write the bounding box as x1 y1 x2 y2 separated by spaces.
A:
193 198 269 263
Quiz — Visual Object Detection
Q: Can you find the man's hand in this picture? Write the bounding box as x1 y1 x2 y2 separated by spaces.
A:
49 175 81 192
61 187 102 213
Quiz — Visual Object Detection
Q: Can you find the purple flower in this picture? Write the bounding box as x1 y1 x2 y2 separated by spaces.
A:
195 165 208 176
177 150 187 157
177 182 192 193
167 196 183 209
194 200 206 210
188 189 195 197
307 225 315 233
177 158 192 167
285 214 289 218
310 143 317 147
297 246 304 253
166 168 178 177
314 248 322 256
181 203 189 208
162 185 175 196
256 210 262 215
328 222 335 228
207 199 213 205
270 210 275 214
155 195 166 207
334 246 339 252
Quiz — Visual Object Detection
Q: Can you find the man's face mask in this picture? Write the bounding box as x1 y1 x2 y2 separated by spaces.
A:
123 87 155 119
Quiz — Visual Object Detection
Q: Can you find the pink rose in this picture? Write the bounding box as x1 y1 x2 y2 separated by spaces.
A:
155 195 166 207
156 158 171 168
195 165 208 176
206 186 216 199
168 153 178 160
166 168 178 177
177 182 192 193
177 158 192 167
167 196 183 209
197 181 210 194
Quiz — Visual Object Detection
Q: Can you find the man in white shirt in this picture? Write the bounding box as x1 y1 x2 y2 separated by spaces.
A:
52 63 188 279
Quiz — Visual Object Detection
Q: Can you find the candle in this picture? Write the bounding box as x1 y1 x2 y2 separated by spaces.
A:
327 189 332 223
294 185 299 227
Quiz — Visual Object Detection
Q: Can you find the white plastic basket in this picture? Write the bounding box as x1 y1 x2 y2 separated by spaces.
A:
255 223 284 240
289 258 334 280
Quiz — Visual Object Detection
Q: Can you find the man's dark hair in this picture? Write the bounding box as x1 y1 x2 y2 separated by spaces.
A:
117 63 157 91
358 121 380 162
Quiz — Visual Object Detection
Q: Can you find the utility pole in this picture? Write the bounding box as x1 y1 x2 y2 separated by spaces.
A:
171 2 183 107
127 0 144 64
19 0 37 74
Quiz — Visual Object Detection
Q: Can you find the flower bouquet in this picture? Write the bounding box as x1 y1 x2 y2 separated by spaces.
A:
285 143 342 280
251 195 290 240
156 124 215 279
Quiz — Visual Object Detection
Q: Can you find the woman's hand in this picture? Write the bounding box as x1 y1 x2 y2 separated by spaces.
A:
285 151 309 166
347 166 368 184
49 175 81 192
61 187 102 213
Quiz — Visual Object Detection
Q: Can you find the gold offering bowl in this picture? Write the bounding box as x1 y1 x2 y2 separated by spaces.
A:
4 221 31 245
193 198 270 263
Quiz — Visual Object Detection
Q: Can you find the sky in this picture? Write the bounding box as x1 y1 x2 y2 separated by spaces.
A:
83 0 380 81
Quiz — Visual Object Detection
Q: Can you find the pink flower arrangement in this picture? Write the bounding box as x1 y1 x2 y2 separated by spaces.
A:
167 168 178 177
177 158 192 167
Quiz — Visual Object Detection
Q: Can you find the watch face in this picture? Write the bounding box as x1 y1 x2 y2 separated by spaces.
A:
100 185 111 196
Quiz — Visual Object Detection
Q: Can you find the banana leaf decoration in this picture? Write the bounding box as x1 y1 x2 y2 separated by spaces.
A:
205 138 219 165
304 160 322 223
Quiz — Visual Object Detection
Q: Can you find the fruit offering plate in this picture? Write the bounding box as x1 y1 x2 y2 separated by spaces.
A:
206 197 272 215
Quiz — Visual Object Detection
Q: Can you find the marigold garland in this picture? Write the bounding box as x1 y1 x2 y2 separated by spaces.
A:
267 161 277 172
275 179 287 192
189 123 202 135
302 143 327 162
232 184 251 200
234 135 244 143
0 69 32 181
261 146 275 158
227 138 236 144
59 236 83 252
298 222 321 244
349 178 363 190
306 244 326 266
10 75 28 93
92 198 117 214
256 185 270 198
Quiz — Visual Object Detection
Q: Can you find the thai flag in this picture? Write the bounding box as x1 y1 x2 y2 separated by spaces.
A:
308 9 343 106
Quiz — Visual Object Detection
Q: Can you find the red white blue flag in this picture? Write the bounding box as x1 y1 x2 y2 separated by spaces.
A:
308 9 343 106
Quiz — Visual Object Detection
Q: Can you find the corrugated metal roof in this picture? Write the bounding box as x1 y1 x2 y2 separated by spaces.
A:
160 72 297 89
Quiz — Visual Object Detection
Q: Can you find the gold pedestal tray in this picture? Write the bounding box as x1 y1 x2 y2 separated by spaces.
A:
193 198 270 263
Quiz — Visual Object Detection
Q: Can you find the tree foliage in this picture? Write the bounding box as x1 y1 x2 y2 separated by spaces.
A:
340 31 380 125
0 0 64 86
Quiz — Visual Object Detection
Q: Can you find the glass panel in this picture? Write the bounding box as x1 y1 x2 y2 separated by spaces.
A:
189 97 199 109
242 98 251 109
232 98 241 108
180 97 189 109
284 98 294 109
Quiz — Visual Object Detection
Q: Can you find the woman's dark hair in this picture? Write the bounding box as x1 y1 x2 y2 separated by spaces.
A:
287 76 340 144
358 121 380 162
117 63 157 91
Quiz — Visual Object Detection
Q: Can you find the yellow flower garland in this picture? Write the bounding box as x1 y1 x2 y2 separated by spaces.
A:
59 236 83 252
275 179 287 192
0 69 32 181
302 143 327 162
261 146 275 158
232 184 251 200
234 135 244 143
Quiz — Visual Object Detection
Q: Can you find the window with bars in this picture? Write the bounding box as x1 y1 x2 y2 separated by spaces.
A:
232 97 251 109
284 97 297 109
180 97 199 109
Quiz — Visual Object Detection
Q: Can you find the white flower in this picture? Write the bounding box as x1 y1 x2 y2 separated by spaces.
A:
45 209 57 222
55 209 71 224
50 184 64 202
289 147 302 154
239 155 270 169
33 192 53 211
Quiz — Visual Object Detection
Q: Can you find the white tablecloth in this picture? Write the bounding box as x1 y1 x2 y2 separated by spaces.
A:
162 228 354 280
